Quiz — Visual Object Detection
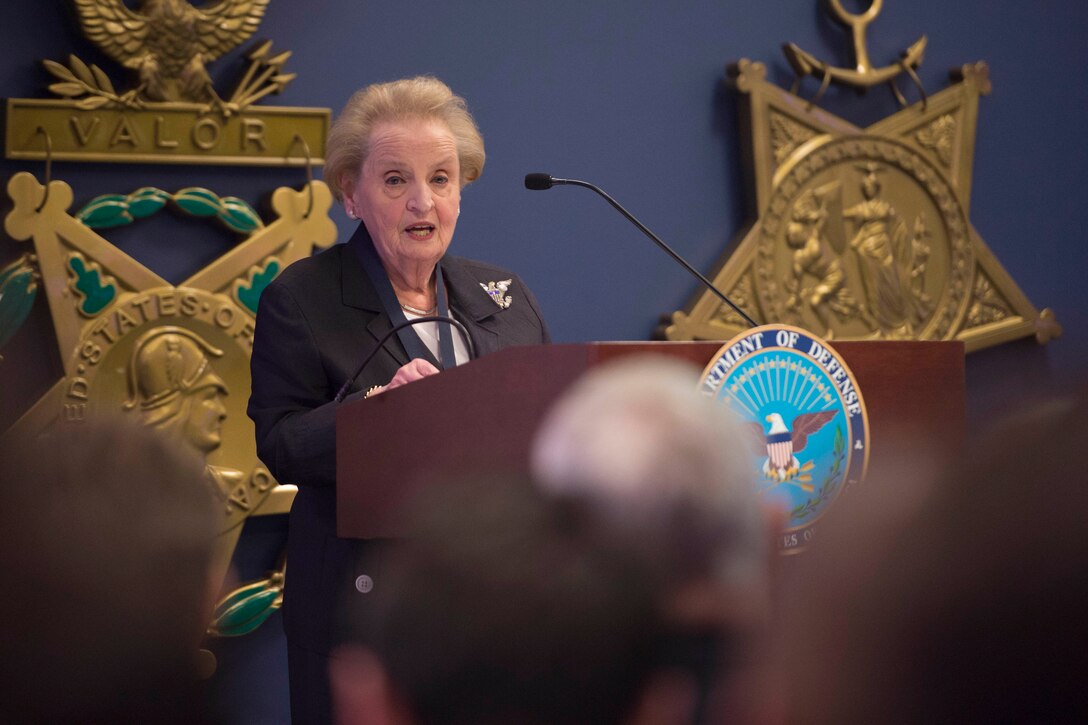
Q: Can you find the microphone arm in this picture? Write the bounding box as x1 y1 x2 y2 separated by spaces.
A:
334 315 476 403
524 173 759 328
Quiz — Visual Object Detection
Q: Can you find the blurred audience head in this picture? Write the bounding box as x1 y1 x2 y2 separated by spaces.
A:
776 391 1088 724
0 416 220 723
332 479 697 725
532 355 771 628
531 355 775 723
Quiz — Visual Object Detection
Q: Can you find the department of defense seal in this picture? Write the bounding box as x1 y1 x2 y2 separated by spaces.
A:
699 324 869 552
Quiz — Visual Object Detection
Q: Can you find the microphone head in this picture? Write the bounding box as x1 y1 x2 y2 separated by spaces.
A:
524 173 554 191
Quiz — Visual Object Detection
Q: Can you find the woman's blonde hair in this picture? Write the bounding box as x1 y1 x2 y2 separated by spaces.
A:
325 76 486 201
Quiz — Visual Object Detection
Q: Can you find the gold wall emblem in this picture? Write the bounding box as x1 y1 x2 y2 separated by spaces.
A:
74 0 270 107
661 2 1060 352
5 0 327 166
0 0 337 657
2 171 337 629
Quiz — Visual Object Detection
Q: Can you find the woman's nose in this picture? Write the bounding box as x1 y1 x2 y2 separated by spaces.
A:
406 182 435 213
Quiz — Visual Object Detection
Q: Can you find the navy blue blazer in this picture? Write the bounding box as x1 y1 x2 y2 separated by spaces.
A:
248 225 550 652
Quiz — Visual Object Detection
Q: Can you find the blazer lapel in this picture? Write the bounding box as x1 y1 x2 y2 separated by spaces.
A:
342 227 411 367
442 257 502 358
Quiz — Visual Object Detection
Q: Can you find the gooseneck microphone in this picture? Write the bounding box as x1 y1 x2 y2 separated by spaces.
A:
524 173 759 328
334 315 476 403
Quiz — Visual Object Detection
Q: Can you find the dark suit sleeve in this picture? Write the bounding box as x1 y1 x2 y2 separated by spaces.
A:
248 280 355 488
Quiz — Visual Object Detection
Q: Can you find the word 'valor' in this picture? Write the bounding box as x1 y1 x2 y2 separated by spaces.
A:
69 114 270 152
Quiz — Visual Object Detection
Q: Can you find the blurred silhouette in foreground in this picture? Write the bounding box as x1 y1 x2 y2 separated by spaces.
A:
0 417 220 724
532 355 776 722
332 479 702 725
776 389 1088 724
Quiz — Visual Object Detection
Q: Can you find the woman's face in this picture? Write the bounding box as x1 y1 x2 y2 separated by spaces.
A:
345 118 461 281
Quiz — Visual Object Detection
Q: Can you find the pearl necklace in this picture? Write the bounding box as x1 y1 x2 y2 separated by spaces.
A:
400 302 437 316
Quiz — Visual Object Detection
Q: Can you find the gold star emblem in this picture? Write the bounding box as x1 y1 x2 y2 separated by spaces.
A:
2 171 337 638
661 2 1060 353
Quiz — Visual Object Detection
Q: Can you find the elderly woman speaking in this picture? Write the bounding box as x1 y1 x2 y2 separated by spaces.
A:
248 76 549 721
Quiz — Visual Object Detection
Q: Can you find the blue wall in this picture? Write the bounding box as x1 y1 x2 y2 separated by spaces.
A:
2 1 1085 721
3 1 1084 397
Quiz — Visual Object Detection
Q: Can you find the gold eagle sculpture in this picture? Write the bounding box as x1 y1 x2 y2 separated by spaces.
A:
74 0 270 105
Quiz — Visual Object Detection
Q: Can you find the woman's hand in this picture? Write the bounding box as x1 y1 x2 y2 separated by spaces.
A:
370 359 441 397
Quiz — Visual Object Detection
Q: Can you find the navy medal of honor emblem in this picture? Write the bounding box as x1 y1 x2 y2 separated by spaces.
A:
699 325 869 552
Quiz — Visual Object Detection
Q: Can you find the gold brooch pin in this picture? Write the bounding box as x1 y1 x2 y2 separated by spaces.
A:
480 279 513 309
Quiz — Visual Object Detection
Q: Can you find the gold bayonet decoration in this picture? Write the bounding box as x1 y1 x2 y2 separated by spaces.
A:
5 1 327 166
2 170 337 636
662 2 1060 353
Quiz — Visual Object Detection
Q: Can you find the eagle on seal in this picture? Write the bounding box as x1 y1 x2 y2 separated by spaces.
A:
751 410 837 482
74 0 270 104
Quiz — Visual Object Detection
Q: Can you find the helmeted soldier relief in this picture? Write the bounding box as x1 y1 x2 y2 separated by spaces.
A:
124 326 243 497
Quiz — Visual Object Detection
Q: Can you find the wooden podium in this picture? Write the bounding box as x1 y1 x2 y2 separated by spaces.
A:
337 341 964 538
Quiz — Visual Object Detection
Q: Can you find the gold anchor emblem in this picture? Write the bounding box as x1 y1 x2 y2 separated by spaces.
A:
661 1 1061 353
784 0 928 107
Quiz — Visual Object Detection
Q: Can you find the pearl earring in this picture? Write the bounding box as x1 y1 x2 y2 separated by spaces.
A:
347 208 357 220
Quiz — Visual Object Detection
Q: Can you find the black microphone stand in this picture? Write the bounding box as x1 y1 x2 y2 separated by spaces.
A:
334 315 476 403
525 173 759 328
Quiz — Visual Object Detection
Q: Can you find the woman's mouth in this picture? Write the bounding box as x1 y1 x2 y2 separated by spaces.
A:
404 223 435 240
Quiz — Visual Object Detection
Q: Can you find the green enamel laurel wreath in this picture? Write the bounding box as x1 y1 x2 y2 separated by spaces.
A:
76 187 264 234
211 569 284 637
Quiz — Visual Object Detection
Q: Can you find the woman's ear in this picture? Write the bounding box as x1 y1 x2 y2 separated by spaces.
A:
340 175 357 207
341 181 359 220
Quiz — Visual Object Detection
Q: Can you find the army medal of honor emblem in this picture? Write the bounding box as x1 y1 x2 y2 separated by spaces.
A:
1 171 338 639
700 325 869 552
1 0 339 645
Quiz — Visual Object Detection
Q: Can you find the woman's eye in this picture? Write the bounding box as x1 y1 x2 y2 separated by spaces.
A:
432 175 448 185
385 176 404 186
